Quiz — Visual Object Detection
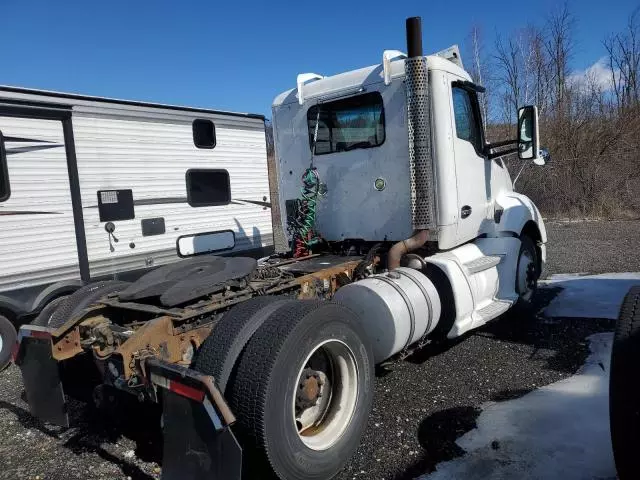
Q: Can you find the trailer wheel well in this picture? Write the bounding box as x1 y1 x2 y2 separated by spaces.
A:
520 220 543 275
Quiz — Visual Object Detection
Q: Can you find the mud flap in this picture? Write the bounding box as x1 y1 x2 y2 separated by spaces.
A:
14 326 68 427
162 391 242 480
145 359 242 480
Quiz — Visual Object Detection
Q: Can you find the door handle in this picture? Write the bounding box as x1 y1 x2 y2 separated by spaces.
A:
461 205 472 219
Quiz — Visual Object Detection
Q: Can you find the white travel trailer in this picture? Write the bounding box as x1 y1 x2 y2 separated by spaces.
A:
0 86 273 334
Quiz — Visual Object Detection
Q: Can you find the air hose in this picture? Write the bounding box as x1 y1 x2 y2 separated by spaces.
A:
288 107 324 257
291 167 323 257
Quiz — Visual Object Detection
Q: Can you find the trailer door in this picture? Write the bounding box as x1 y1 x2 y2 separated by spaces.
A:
0 114 82 294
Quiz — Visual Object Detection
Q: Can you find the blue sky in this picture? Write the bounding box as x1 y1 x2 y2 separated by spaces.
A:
1 0 637 117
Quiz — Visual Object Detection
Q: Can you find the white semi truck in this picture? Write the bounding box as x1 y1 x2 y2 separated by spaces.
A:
12 16 547 480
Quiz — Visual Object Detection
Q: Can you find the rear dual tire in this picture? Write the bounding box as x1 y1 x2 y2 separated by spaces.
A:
196 299 374 480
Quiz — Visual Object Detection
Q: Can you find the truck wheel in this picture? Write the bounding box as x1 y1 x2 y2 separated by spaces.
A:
195 296 294 393
610 286 640 479
514 235 538 311
0 314 17 371
49 281 129 329
32 295 69 327
229 301 374 480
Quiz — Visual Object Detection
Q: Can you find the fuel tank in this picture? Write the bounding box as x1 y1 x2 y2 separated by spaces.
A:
334 267 441 363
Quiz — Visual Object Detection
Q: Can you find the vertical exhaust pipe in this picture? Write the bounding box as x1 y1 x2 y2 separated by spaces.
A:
406 17 423 58
389 17 435 270
404 16 435 232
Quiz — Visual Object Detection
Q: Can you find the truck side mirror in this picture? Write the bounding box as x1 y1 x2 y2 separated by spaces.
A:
517 106 543 165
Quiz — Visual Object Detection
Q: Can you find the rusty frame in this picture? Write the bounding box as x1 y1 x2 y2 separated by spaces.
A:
48 258 361 380
112 317 212 379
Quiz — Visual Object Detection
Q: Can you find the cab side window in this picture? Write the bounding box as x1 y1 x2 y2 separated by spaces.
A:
452 86 483 155
307 92 385 155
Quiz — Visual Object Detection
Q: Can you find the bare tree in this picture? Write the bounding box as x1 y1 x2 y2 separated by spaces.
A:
529 28 553 116
494 33 522 122
466 25 490 128
604 7 640 110
544 3 575 116
493 26 542 121
479 3 639 218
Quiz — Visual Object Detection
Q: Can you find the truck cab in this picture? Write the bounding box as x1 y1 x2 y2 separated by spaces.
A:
272 52 544 251
272 22 547 342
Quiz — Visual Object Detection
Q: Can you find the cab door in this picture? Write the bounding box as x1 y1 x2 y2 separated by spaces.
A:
448 78 491 243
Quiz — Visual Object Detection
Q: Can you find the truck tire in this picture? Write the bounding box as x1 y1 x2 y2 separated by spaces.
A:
610 286 640 480
49 281 130 329
229 300 374 480
0 314 17 371
514 235 539 311
32 295 69 327
195 296 294 394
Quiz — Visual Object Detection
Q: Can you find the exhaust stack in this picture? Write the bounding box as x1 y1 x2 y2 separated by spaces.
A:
404 16 435 231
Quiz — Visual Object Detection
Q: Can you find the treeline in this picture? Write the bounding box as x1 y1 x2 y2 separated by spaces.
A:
467 4 640 218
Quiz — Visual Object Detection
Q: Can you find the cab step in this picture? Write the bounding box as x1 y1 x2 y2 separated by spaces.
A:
463 255 502 275
476 299 512 322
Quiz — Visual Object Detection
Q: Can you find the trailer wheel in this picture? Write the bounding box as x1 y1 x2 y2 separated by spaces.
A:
195 296 294 393
0 314 17 371
514 235 539 311
49 281 130 329
32 295 69 327
610 286 640 479
229 301 374 480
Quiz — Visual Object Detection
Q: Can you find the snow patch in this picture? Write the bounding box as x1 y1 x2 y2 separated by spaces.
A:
542 272 640 319
419 333 616 480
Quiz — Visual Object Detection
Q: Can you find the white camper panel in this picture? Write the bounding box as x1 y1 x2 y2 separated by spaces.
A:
0 116 79 292
72 108 273 277
0 85 272 319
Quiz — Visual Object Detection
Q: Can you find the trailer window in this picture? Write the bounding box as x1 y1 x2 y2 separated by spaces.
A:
193 119 216 149
452 87 482 153
0 132 9 202
186 169 230 207
307 92 385 155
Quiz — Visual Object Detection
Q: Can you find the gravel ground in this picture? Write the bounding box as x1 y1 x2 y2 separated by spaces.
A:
544 219 640 276
0 220 637 480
